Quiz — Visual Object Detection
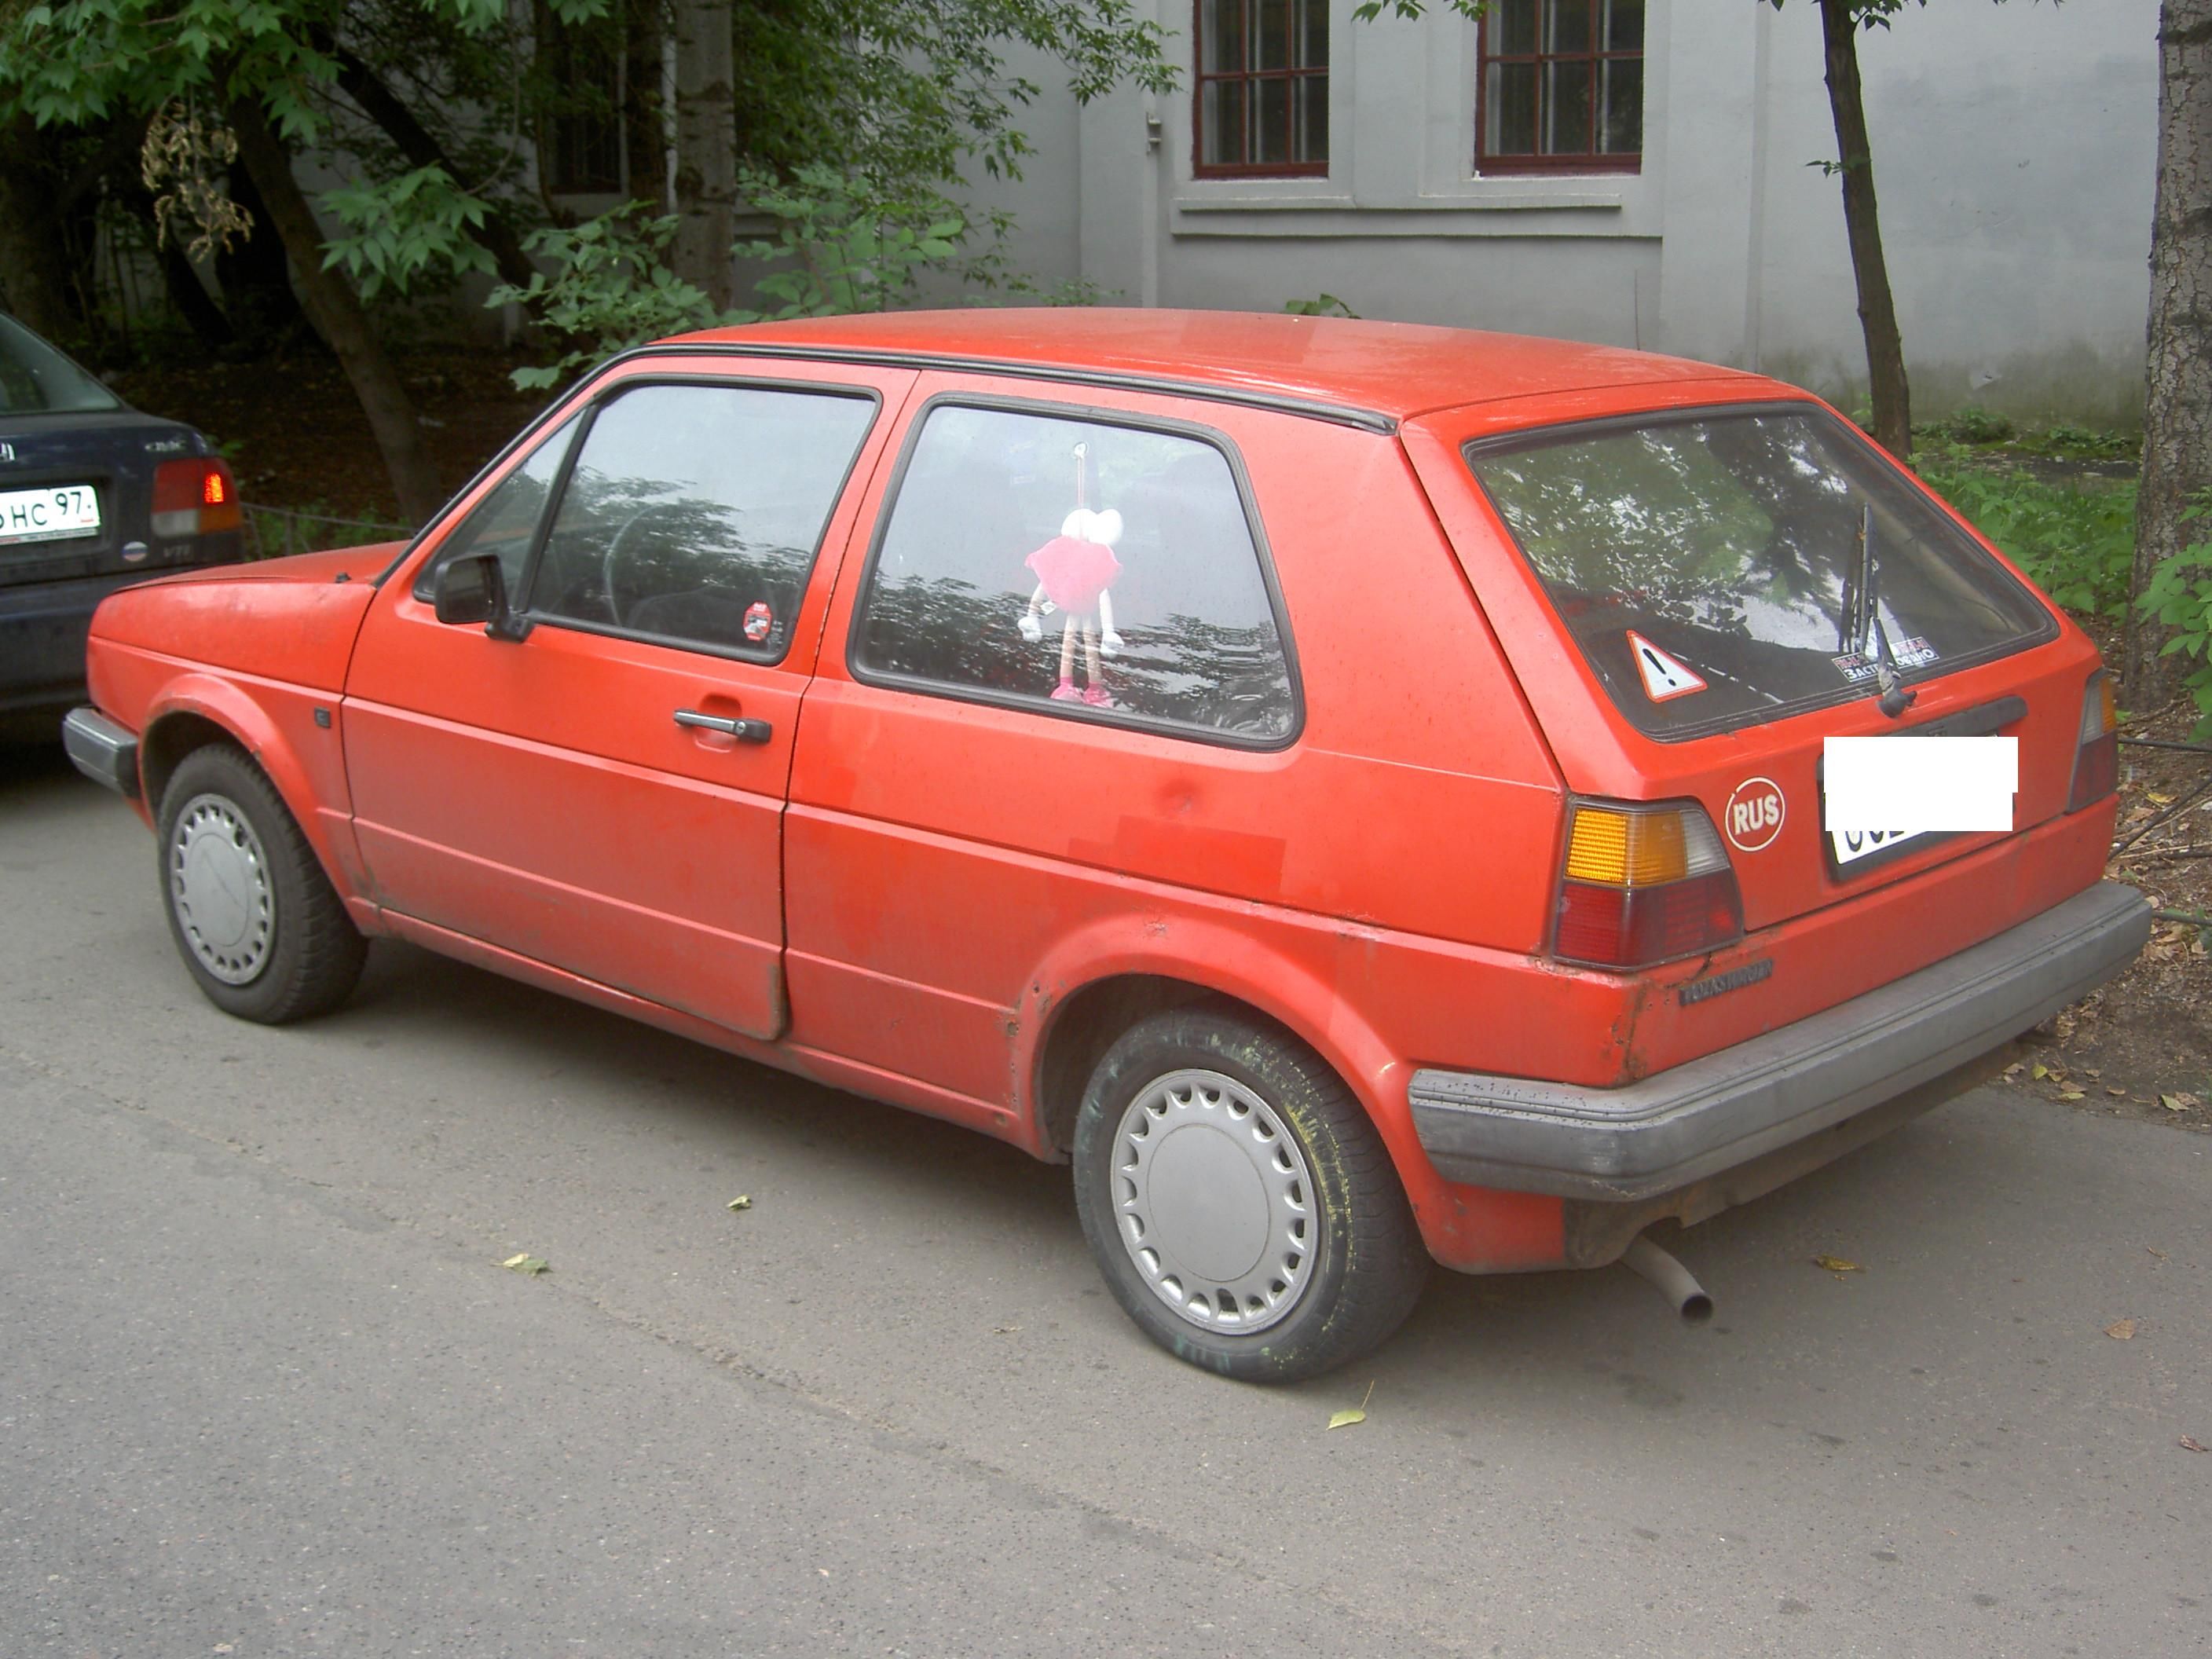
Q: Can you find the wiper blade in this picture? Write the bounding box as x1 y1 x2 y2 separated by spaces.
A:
1856 504 1917 720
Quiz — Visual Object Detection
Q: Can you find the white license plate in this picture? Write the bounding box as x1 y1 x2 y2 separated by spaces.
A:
0 483 101 546
1829 825 1934 866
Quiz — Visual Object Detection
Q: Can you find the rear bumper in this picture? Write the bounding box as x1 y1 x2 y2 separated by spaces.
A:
61 705 139 798
1408 881 2152 1202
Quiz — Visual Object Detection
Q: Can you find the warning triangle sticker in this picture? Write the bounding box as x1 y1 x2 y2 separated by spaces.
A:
1625 631 1708 701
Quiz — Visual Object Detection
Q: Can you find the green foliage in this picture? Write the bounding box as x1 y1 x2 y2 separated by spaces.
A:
1915 457 2137 618
735 164 966 317
491 167 976 388
322 165 496 299
488 206 723 390
2136 515 2212 736
1284 293 1360 318
2042 423 2136 459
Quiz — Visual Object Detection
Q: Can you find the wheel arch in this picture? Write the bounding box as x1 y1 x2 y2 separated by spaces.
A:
1017 916 1568 1275
139 676 366 914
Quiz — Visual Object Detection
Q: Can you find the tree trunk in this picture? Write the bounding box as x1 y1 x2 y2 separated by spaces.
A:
2130 0 2212 707
1818 0 1912 462
670 0 735 309
228 97 445 526
0 115 86 340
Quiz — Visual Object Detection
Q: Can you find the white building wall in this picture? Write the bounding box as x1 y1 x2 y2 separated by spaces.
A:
953 0 2159 426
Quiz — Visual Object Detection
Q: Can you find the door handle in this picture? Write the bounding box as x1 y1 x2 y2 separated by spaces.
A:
674 709 772 743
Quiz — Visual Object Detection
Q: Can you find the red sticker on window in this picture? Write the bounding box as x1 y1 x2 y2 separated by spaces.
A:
743 601 773 643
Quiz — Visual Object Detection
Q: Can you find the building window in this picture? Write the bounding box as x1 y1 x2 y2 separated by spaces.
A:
1478 0 1643 174
1194 0 1329 178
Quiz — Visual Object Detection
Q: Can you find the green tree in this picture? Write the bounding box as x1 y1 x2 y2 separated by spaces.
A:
2129 0 2212 712
0 0 1171 522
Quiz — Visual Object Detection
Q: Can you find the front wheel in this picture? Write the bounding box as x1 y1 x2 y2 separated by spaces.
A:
1071 1002 1428 1382
157 743 367 1024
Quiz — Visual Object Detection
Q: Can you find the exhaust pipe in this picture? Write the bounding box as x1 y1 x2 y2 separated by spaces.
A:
1623 1235 1713 1323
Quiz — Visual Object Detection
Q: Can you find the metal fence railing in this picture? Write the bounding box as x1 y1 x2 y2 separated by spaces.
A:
240 502 412 562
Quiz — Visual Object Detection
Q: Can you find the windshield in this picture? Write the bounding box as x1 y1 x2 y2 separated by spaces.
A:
1464 405 2055 740
0 313 123 415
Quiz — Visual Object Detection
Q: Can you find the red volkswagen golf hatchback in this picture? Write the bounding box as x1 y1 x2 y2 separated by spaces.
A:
64 311 2148 1381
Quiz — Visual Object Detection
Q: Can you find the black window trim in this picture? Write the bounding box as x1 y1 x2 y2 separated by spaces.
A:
846 389 1307 753
1461 398 2063 745
408 372 884 670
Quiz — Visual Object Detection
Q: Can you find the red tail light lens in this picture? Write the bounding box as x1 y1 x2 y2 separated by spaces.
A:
152 457 241 538
1553 800 1745 969
2066 671 2119 812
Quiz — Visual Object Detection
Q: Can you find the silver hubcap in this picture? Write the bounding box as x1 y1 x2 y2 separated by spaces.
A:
169 793 275 986
1110 1068 1317 1335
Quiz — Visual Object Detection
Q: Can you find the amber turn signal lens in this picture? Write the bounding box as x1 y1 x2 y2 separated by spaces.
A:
1554 800 1743 969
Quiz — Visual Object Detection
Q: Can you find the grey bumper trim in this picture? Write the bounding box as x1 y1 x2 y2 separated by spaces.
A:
61 706 140 799
1409 881 2152 1202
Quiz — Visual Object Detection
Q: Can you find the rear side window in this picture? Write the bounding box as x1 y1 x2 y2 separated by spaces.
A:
1465 405 2055 739
853 402 1297 743
0 314 121 414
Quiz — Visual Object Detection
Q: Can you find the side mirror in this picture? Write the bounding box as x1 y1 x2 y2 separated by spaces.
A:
432 553 529 639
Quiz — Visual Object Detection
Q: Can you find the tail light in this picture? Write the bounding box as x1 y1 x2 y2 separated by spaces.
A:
2065 669 2119 811
152 457 242 540
1554 799 1745 969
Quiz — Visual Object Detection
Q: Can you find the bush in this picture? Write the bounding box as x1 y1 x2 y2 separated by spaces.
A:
1916 460 2137 619
2136 528 2212 738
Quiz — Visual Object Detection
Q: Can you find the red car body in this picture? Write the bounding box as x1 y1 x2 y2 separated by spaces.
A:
66 310 2148 1375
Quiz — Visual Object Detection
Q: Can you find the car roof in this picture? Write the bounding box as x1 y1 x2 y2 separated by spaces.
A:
667 308 1764 425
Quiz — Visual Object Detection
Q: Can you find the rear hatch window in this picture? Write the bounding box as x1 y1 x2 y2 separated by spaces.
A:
1463 404 2056 742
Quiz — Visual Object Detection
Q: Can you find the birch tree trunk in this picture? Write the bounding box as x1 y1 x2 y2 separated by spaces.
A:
670 0 734 310
1818 0 1912 462
2130 0 2212 706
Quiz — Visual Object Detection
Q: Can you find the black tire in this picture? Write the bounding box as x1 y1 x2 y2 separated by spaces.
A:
1071 1001 1429 1382
156 743 367 1024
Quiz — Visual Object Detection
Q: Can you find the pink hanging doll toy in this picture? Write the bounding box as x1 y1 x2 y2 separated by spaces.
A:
1018 441 1125 705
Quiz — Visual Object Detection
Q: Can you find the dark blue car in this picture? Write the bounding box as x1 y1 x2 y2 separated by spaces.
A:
1 313 243 735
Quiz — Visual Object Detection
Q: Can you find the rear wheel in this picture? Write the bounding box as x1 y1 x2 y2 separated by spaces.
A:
1071 1002 1428 1382
157 744 366 1024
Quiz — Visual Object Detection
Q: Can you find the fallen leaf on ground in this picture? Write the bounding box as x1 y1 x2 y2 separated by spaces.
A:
991 1324 1020 1335
1813 1254 1862 1274
2107 1087 2128 1097
2001 1062 2025 1082
2182 1436 2207 1454
2147 1246 2169 1261
727 1196 752 1210
2148 792 2176 806
1328 1379 1376 1430
2104 1318 2137 1341
2057 1090 2086 1101
502 1254 549 1276
2031 1063 2050 1081
2159 1095 2193 1113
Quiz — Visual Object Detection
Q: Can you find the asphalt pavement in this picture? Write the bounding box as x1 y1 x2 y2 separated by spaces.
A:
2 742 2207 1658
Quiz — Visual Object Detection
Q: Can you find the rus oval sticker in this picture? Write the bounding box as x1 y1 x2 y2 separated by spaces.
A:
1724 777 1785 852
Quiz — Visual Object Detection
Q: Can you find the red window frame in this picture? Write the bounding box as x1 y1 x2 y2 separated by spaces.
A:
1477 0 1643 177
1192 0 1329 179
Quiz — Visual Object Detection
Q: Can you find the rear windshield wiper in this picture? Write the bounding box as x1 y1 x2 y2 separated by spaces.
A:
1852 504 1917 720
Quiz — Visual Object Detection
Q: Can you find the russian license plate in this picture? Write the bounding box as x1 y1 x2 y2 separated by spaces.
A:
1829 825 1932 866
0 483 101 546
